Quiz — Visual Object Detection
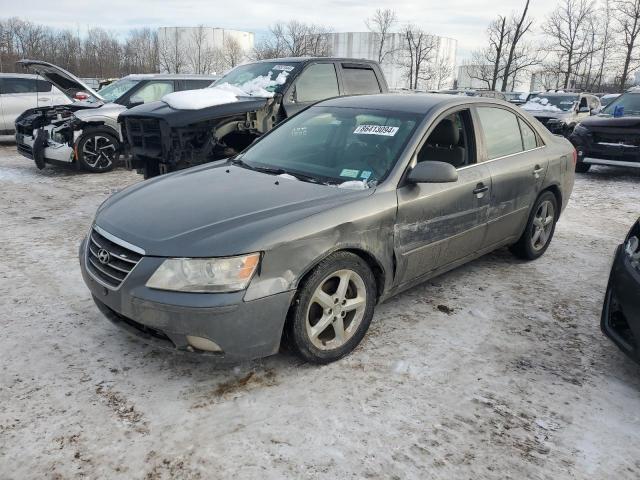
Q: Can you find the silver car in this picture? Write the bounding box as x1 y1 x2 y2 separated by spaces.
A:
14 60 217 173
80 93 576 364
0 73 70 135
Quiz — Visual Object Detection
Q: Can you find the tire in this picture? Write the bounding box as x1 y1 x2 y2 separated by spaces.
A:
575 162 591 173
286 252 377 364
510 191 559 260
142 160 161 180
76 129 119 173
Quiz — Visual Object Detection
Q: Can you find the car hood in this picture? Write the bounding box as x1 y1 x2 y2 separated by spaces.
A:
95 162 373 257
74 103 126 122
527 110 572 120
119 96 272 128
17 59 104 104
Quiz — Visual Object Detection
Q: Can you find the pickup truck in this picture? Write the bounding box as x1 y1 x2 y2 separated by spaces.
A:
119 57 389 178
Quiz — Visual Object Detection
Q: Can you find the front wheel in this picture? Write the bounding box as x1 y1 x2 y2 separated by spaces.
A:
286 252 377 364
510 191 558 260
575 162 591 173
77 130 119 173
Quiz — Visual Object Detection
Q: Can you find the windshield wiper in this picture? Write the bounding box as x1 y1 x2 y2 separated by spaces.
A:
230 158 325 184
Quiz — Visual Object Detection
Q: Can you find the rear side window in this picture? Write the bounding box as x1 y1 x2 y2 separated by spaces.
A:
36 80 52 93
295 63 339 103
132 81 174 103
341 66 381 95
1 78 36 94
179 80 214 91
477 107 523 160
518 118 538 150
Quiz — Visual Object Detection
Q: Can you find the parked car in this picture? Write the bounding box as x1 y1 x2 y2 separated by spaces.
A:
0 73 70 135
80 93 575 364
569 89 640 172
601 217 640 364
14 60 217 172
599 93 621 108
503 92 528 106
523 92 601 137
438 89 507 100
120 57 389 178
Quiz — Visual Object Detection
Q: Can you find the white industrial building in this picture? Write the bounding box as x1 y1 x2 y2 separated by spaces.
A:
325 32 457 90
157 27 254 74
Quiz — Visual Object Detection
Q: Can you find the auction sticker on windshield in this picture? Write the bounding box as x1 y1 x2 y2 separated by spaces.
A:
354 125 399 136
273 65 295 72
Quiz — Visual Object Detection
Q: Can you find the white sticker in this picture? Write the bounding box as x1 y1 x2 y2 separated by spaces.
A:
360 170 372 179
273 65 295 72
354 125 399 136
340 169 360 178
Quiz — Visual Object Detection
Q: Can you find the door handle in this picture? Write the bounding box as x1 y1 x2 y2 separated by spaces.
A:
473 183 489 195
38 97 50 102
533 164 544 177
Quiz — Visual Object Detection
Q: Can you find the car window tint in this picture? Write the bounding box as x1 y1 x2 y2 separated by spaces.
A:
35 80 52 93
341 66 381 95
295 63 339 103
518 117 538 150
133 81 174 103
1 78 36 94
477 107 524 160
182 80 215 91
417 110 471 169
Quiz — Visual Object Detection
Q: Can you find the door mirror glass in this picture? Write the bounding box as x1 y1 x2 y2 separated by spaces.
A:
407 161 458 183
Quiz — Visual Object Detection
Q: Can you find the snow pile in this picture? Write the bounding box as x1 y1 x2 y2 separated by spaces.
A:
161 71 289 110
522 97 562 112
338 180 370 190
162 88 238 110
216 71 289 98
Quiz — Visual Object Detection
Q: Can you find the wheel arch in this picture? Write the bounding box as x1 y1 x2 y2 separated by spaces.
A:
540 184 563 218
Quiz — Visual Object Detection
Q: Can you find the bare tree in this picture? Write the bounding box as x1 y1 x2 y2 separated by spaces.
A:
222 36 244 70
543 0 596 89
615 0 640 89
501 0 534 91
159 28 186 73
400 24 438 89
186 25 215 74
253 21 331 59
365 8 397 63
467 16 510 90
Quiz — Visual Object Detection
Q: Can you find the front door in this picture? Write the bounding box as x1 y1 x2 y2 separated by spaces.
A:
395 109 492 286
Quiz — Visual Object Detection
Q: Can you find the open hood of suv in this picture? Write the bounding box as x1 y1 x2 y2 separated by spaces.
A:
17 59 104 104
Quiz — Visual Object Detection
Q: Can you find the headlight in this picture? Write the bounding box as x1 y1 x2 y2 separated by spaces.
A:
146 253 261 293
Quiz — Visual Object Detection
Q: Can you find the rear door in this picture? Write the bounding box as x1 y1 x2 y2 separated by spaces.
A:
395 108 492 285
475 105 548 248
0 77 40 131
282 62 340 117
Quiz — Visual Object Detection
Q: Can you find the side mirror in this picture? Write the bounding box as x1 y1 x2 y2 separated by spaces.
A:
407 161 458 184
578 106 590 113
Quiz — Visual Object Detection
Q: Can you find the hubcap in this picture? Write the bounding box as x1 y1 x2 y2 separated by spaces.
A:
305 269 367 350
82 135 116 169
531 200 555 251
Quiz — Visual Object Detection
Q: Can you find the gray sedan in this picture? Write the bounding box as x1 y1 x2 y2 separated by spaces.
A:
80 93 576 364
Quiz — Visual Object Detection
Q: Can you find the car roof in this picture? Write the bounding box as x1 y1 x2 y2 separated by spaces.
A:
253 57 379 65
121 74 219 80
318 93 501 114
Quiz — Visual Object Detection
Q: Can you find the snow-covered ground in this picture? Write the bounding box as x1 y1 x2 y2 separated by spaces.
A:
1 140 639 479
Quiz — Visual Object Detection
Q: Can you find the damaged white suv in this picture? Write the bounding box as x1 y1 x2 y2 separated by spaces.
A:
14 60 217 172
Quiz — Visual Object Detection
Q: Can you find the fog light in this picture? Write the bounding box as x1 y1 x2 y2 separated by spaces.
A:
186 335 223 353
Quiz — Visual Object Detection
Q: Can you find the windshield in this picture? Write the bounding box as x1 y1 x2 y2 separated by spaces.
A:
212 62 298 96
601 93 640 116
237 106 420 186
524 94 578 112
98 78 141 102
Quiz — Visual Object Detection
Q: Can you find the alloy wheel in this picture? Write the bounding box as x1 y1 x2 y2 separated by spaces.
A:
82 135 117 170
305 269 367 350
531 200 555 251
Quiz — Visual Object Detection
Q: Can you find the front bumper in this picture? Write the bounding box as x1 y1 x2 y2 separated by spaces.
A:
570 132 640 169
601 245 640 364
16 129 75 165
80 237 295 361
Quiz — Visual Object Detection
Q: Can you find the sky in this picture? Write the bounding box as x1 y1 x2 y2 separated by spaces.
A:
0 0 560 60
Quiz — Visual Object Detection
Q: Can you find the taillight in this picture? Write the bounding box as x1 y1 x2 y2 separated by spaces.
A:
74 92 89 101
572 149 577 166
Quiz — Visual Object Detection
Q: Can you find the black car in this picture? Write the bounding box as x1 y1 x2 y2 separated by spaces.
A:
602 218 640 364
120 57 389 178
569 89 640 172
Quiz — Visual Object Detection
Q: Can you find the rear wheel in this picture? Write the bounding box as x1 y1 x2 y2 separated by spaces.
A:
510 191 558 260
77 129 119 173
286 252 376 364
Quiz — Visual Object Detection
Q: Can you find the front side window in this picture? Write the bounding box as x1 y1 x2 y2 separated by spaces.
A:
342 66 381 95
132 81 174 103
601 92 640 116
238 106 420 185
477 107 524 160
98 78 141 102
295 63 339 103
417 110 473 168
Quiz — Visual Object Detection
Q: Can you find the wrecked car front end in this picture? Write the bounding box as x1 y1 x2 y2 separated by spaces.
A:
121 96 281 177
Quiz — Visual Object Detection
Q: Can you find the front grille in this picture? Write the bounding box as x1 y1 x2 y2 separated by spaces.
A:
86 228 143 289
125 117 162 154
